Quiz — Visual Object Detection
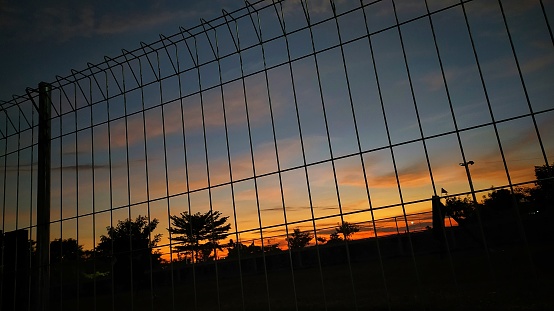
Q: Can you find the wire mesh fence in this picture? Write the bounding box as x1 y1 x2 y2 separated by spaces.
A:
1 0 554 310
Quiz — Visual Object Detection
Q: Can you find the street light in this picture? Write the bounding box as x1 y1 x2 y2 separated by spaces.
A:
459 160 493 263
459 160 478 204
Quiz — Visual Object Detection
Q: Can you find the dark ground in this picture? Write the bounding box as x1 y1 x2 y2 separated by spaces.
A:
52 215 554 311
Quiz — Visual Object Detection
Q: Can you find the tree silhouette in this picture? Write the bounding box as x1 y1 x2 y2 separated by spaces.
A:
316 236 327 244
286 228 313 249
50 238 83 263
534 163 554 190
226 239 281 259
444 196 476 224
326 222 360 243
483 188 521 212
168 210 231 262
335 222 360 241
96 215 162 289
97 215 162 257
481 188 531 220
530 163 554 213
327 231 343 243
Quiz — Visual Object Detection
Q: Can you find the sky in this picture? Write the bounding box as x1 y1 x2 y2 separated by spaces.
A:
0 0 248 101
2 0 554 256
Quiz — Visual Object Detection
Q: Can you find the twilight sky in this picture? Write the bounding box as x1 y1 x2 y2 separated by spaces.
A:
2 0 554 254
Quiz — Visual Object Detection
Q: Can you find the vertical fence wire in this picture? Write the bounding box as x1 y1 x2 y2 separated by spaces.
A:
340 1 392 307
120 53 135 311
159 35 177 311
272 1 329 309
361 0 419 307
300 0 362 308
199 20 225 311
460 0 510 284
491 0 537 282
247 2 300 309
181 30 201 311
423 0 460 291
57 86 64 310
228 12 274 310
182 29 201 311
389 0 428 303
28 98 36 311
104 65 117 311
0 111 6 307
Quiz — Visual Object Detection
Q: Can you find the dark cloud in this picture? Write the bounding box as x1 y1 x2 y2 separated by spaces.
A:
1 1 210 43
0 0 261 44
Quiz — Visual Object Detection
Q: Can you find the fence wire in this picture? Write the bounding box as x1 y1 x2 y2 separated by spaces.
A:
1 0 554 310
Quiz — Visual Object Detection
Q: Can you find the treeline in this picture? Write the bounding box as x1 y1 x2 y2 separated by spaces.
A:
1 163 551 303
441 163 553 225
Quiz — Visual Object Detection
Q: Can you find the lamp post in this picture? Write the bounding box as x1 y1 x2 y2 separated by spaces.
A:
460 160 491 260
459 161 478 205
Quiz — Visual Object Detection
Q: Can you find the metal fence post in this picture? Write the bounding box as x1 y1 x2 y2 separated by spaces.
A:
36 82 51 311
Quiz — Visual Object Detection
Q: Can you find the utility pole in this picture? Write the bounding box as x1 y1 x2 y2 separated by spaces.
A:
36 82 51 311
